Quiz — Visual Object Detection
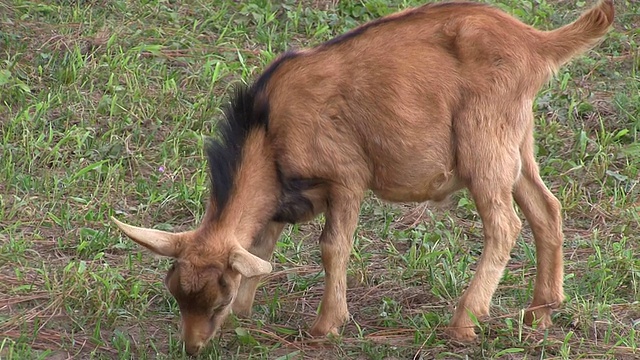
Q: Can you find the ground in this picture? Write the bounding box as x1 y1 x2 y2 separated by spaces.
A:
0 0 639 359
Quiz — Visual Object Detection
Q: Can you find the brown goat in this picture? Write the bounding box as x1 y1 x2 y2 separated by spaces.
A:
112 0 614 355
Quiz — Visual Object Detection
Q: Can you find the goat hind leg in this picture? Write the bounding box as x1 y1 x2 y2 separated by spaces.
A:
309 189 362 337
514 139 565 329
233 222 286 317
448 187 522 340
447 149 522 341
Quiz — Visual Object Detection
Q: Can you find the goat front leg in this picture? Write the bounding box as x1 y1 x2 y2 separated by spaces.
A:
233 222 286 317
514 132 565 329
309 188 363 337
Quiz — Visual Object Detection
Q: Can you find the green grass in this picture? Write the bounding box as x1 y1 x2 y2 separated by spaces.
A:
1 0 639 358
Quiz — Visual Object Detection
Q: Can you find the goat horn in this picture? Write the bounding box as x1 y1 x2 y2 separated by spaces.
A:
111 216 180 258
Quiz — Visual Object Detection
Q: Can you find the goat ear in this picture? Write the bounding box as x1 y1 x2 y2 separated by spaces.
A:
111 216 181 258
229 246 272 278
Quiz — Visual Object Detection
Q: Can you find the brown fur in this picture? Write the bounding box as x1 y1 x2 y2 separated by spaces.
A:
113 0 614 355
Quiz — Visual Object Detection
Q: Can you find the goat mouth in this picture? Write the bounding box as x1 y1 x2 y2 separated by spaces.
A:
185 342 204 356
181 326 217 356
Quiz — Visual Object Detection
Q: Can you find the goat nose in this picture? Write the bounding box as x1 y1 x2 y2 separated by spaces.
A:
185 342 203 356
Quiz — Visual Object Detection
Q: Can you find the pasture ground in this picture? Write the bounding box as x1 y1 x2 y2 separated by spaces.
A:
1 0 639 359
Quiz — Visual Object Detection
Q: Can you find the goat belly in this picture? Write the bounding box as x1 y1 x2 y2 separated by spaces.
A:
371 170 461 203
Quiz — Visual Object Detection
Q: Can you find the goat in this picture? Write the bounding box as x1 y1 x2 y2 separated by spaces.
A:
112 0 614 355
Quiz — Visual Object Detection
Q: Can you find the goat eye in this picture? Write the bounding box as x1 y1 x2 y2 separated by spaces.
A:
218 276 227 289
210 305 223 316
210 298 232 315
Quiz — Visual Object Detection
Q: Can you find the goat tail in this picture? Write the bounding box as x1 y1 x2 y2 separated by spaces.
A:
539 0 614 68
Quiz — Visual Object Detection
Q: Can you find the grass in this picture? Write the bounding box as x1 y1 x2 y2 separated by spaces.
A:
1 0 639 358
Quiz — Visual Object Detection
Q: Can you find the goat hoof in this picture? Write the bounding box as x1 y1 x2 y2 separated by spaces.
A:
309 320 340 337
524 308 553 329
445 326 477 342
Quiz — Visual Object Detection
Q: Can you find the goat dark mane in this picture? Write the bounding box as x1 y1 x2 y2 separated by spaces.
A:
206 87 258 219
206 52 300 219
